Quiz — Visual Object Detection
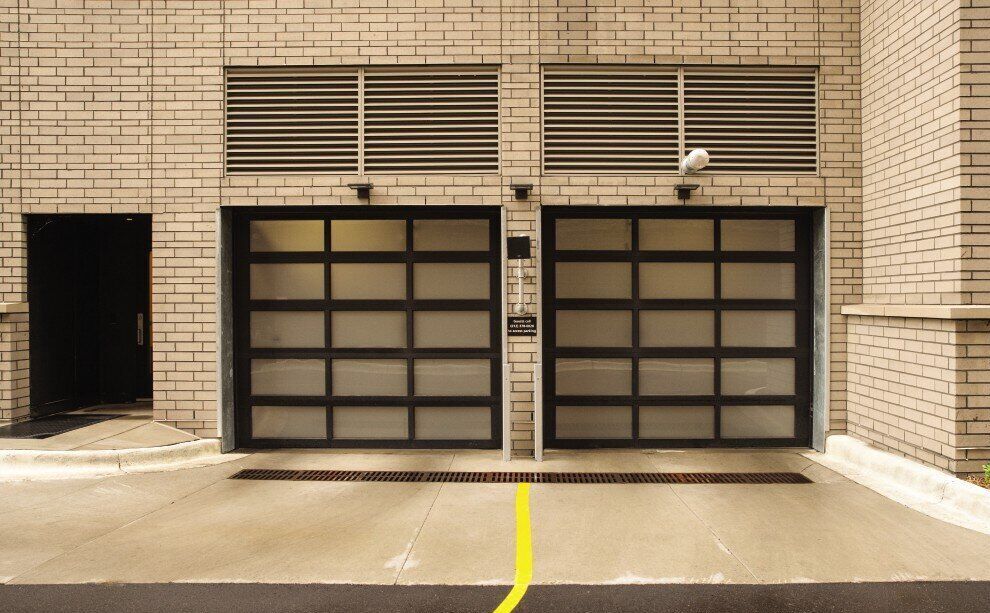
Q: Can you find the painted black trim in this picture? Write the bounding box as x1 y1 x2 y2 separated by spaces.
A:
233 206 502 449
541 206 814 449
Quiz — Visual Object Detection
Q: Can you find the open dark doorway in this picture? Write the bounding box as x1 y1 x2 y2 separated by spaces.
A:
27 215 153 417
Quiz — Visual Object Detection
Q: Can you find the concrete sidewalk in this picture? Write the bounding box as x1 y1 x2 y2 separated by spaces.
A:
0 404 196 451
2 449 989 587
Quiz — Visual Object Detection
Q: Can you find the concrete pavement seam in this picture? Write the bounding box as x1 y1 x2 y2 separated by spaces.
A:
0 476 112 522
392 452 456 585
66 420 150 451
1 464 246 585
644 452 761 584
666 484 762 584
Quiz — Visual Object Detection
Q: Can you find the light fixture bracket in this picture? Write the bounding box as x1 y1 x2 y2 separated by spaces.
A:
674 184 700 201
347 183 373 200
510 183 534 200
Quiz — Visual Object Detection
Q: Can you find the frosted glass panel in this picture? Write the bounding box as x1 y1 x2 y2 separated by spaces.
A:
252 406 326 439
556 218 632 250
414 263 490 299
250 220 324 252
556 406 632 439
640 311 714 347
413 219 489 251
414 359 490 396
640 263 714 299
333 406 408 439
250 264 325 300
250 311 325 348
721 358 795 395
332 311 406 348
639 359 715 395
555 358 631 396
639 219 713 251
331 264 406 299
556 310 631 347
332 360 407 396
721 219 795 251
414 311 489 348
556 262 631 299
722 263 795 299
721 405 795 438
330 219 406 251
415 406 491 440
722 311 795 347
251 359 325 396
639 406 715 439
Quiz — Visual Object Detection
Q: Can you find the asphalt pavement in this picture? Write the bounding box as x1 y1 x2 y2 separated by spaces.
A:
2 582 988 613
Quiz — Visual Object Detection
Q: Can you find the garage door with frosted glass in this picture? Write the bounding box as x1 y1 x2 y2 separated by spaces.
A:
543 208 811 448
234 208 501 448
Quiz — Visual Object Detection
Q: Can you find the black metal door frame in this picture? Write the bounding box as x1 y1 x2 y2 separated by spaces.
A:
233 206 502 449
541 206 813 449
27 214 152 416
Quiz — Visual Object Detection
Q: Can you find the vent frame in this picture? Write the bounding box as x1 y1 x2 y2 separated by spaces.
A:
224 65 501 177
224 67 361 176
541 65 819 177
542 66 681 175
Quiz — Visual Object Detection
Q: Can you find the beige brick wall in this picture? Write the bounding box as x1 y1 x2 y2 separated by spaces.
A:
847 314 990 475
849 0 990 476
1 1 862 454
860 0 964 304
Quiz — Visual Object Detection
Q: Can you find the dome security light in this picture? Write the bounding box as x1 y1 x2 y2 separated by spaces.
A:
680 148 710 175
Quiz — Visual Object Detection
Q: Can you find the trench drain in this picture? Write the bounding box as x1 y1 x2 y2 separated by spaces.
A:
229 469 812 485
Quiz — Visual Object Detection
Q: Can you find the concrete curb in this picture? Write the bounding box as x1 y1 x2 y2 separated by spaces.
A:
807 435 990 535
0 439 233 481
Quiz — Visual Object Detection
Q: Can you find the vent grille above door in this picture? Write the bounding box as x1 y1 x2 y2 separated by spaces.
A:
225 70 359 174
363 71 500 174
543 70 679 173
683 71 817 173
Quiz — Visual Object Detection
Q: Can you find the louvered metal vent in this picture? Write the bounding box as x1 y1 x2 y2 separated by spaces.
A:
363 70 499 173
683 70 817 173
543 70 679 173
225 70 359 174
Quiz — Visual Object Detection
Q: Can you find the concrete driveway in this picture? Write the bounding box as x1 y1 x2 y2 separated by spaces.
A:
1 449 989 586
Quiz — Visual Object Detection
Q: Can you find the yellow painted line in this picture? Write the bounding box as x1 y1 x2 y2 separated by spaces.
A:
493 482 533 613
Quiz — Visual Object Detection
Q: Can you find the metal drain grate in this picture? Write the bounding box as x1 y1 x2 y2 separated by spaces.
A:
0 414 123 440
230 469 812 485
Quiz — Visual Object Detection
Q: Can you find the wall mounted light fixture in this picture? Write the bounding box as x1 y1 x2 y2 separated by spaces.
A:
506 235 531 314
674 184 700 201
510 183 534 200
347 183 373 200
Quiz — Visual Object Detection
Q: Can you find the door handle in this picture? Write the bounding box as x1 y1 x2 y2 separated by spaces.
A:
137 313 144 346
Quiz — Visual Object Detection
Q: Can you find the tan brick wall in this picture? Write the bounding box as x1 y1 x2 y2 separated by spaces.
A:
847 314 990 475
1 1 862 455
849 0 990 476
860 0 964 305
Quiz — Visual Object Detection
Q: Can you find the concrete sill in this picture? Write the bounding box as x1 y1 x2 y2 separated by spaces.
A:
0 302 27 314
841 304 990 320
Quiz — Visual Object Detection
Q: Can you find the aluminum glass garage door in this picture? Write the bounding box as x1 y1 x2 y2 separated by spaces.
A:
542 208 811 448
234 207 501 448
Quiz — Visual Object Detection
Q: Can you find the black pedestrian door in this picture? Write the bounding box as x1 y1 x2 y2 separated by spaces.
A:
233 207 502 449
542 208 812 448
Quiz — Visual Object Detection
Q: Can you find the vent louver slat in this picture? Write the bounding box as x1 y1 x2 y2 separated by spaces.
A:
225 70 359 174
683 71 817 173
363 71 499 173
543 71 679 173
